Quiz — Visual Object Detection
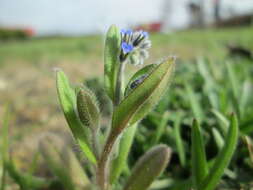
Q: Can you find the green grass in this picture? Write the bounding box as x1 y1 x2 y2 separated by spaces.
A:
0 35 102 65
0 26 253 66
151 27 253 60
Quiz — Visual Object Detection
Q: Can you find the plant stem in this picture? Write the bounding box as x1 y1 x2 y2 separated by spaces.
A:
92 129 101 160
97 61 126 190
97 132 118 190
115 62 126 106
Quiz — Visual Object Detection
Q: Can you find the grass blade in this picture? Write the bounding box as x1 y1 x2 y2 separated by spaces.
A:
1 105 10 190
151 111 170 146
185 83 204 123
199 113 239 190
226 62 240 117
226 62 239 100
173 112 186 167
5 160 52 190
191 119 208 189
243 136 253 167
239 80 252 117
211 109 229 135
212 128 224 150
196 58 219 109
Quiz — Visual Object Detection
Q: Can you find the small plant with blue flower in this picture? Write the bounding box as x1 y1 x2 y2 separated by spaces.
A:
0 25 241 190
55 25 239 190
56 25 175 190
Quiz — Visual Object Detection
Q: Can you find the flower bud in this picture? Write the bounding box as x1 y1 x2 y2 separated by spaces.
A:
76 88 100 131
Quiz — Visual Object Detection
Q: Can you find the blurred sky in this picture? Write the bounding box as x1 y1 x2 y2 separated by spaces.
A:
0 0 253 35
0 0 164 35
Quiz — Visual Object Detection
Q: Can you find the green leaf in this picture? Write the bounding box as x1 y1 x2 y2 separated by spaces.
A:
226 62 239 100
150 179 173 189
1 105 10 190
76 87 100 131
0 161 6 190
239 80 252 117
151 111 170 146
243 136 253 165
112 57 175 136
212 128 224 150
196 58 214 87
104 25 121 102
124 64 156 96
226 62 240 117
110 124 137 184
173 112 186 167
56 70 97 164
196 58 219 109
39 135 90 190
5 160 52 190
240 115 253 134
185 83 204 123
199 113 239 190
191 119 208 189
123 145 172 190
211 109 229 135
169 178 192 190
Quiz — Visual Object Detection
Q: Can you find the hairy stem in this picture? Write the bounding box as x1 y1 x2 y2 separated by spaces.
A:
114 62 126 106
97 61 126 190
92 129 101 160
97 132 118 190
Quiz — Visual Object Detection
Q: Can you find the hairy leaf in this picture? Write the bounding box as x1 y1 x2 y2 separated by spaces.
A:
110 124 137 184
124 64 156 96
39 135 90 190
111 57 175 137
123 145 171 190
104 25 121 102
56 70 97 164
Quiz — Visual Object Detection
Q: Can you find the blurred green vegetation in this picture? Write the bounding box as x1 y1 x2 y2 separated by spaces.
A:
1 26 253 65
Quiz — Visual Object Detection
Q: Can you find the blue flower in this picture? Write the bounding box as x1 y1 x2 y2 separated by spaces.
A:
121 42 134 53
142 31 149 38
119 28 151 65
121 29 133 35
125 29 133 35
120 29 127 35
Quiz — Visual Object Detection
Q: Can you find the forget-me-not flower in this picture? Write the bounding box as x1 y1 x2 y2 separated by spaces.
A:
119 28 151 65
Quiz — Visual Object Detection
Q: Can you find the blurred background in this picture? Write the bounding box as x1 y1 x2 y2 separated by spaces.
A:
1 0 253 34
1 0 253 189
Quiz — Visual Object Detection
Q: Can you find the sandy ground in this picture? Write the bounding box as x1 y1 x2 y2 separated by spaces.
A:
0 56 104 170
